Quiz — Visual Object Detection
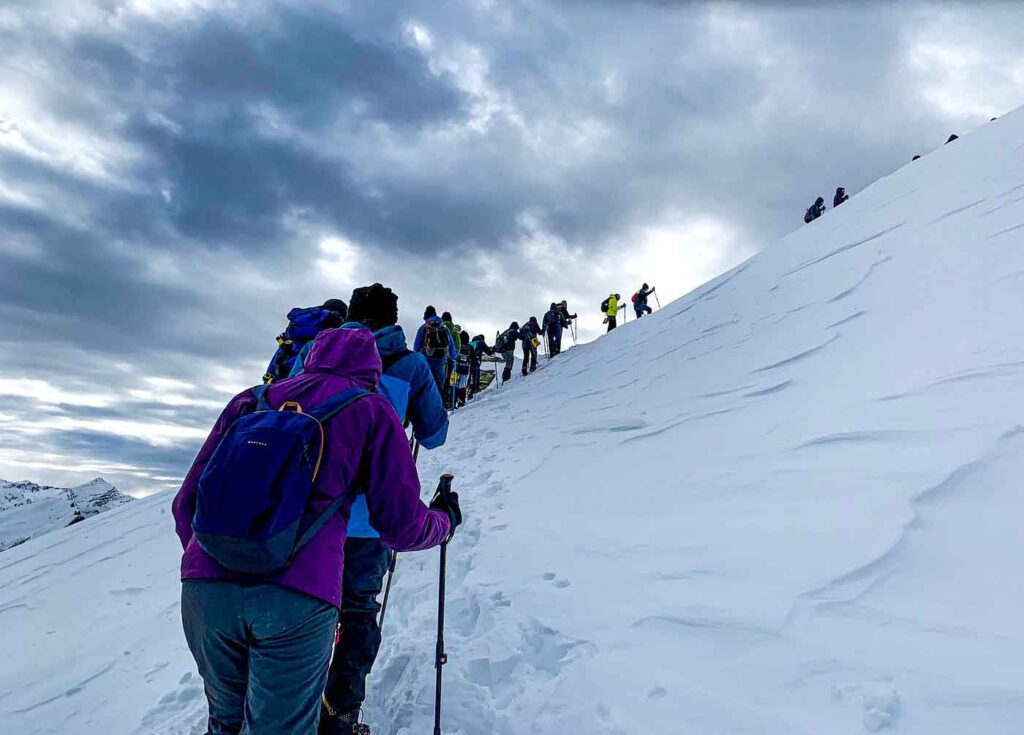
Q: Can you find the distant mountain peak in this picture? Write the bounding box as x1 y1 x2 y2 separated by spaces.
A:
0 477 133 552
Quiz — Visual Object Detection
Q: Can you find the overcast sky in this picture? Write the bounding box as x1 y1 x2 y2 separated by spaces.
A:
1 0 1022 495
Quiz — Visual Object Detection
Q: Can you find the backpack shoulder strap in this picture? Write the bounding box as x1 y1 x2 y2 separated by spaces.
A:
289 386 375 556
294 491 350 555
251 384 273 411
306 387 374 423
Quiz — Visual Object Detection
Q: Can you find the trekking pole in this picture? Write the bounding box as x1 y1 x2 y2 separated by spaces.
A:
378 550 398 627
654 292 661 309
433 473 455 735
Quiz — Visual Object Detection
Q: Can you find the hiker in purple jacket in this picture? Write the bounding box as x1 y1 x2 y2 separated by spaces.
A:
172 327 460 735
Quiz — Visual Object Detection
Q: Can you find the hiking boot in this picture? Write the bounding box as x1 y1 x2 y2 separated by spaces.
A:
319 704 371 735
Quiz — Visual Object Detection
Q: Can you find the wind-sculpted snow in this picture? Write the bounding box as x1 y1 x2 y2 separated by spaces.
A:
4 110 1024 733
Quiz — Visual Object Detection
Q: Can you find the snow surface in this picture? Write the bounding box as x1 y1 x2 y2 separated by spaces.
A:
0 478 132 552
4 110 1024 734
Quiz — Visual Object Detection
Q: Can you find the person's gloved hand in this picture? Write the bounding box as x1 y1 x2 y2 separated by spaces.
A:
430 489 462 541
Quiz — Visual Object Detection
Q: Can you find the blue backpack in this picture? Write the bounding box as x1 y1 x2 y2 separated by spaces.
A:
192 384 371 574
263 307 342 383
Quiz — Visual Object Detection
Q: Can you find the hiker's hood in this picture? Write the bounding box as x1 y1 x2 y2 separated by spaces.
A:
338 321 407 359
302 326 381 384
372 324 409 357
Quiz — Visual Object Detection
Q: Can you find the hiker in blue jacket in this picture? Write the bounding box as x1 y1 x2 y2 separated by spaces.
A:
413 305 456 400
318 283 449 733
541 303 568 358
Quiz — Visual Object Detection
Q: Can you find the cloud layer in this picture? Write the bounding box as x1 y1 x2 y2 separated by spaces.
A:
1 0 1022 494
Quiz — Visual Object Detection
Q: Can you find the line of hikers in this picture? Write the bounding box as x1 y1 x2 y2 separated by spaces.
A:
175 283 461 735
806 122 998 223
172 277 661 734
488 300 578 382
599 283 658 333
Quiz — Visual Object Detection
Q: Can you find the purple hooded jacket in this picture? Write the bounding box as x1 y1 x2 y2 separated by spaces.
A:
171 328 451 607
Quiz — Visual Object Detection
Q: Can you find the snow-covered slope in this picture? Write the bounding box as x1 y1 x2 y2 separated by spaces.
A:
0 478 132 552
4 110 1024 734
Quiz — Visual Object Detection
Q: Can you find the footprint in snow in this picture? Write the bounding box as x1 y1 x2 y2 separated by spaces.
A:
542 572 571 588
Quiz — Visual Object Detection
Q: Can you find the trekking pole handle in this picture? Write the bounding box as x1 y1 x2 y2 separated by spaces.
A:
437 473 454 506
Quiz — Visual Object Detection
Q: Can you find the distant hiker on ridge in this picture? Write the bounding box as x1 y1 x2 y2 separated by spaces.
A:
833 187 849 208
495 322 520 382
602 293 624 332
542 302 568 358
519 316 541 375
467 334 494 398
804 197 826 223
172 327 460 735
632 284 656 319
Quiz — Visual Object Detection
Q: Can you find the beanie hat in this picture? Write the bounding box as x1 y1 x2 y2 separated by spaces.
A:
322 298 348 320
424 305 437 320
441 311 453 322
348 283 399 328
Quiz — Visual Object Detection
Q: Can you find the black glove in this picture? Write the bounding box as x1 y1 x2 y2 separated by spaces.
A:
430 489 462 540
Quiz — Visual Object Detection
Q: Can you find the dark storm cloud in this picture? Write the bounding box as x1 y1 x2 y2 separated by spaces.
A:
1 0 1022 495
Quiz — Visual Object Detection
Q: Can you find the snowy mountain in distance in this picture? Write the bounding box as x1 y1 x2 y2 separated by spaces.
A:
0 477 133 551
3 108 1024 735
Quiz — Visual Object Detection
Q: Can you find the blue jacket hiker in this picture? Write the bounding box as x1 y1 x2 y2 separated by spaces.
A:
542 303 568 357
413 305 456 400
289 284 450 732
